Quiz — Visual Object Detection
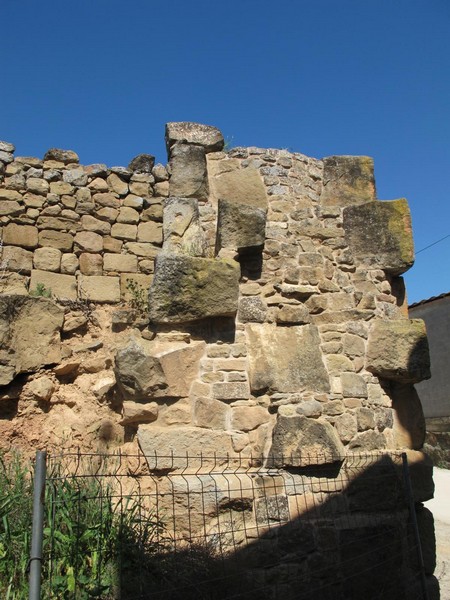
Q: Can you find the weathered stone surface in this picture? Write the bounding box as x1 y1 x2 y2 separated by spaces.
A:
208 161 268 209
246 323 330 394
231 405 270 432
44 148 79 164
92 374 116 399
366 319 430 383
276 304 310 324
321 155 375 207
26 177 49 195
0 200 23 217
1 246 33 274
169 143 208 200
335 413 358 443
60 253 78 274
162 197 204 255
0 296 63 385
121 400 158 425
119 273 152 303
193 397 230 429
128 154 155 173
391 383 426 450
238 296 267 323
39 230 73 252
27 376 55 401
216 199 267 251
117 207 139 224
33 247 61 272
149 254 240 323
74 231 103 253
212 382 250 401
3 223 38 248
62 312 88 333
111 223 137 241
30 270 77 300
79 253 103 275
78 275 120 303
296 399 323 418
270 407 345 466
103 253 138 273
138 426 235 471
115 337 205 400
165 122 224 153
80 215 111 235
0 272 28 295
341 372 367 398
137 221 163 244
343 199 414 275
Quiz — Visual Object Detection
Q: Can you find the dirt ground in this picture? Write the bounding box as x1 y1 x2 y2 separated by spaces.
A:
425 468 450 599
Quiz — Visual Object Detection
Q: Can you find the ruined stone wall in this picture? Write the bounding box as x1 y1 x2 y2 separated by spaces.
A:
0 123 437 598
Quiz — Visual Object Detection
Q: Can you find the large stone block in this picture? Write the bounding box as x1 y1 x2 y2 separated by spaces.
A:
343 198 414 275
78 275 121 303
366 319 430 383
169 143 208 200
3 223 38 248
1 246 33 274
321 155 375 207
103 253 138 273
216 199 267 251
29 270 77 300
391 383 426 450
0 296 63 385
246 323 330 394
165 122 224 153
114 337 205 400
38 230 74 252
148 254 240 324
269 407 345 467
208 161 268 209
138 426 235 471
162 197 205 255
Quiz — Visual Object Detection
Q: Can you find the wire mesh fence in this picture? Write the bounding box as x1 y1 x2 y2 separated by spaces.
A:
31 449 428 599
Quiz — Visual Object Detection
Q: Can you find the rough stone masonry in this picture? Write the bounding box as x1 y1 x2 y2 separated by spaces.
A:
0 123 437 598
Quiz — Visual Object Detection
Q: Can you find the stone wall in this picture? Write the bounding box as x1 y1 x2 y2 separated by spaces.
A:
0 123 437 598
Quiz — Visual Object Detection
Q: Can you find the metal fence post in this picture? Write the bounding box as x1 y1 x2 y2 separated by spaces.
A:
29 450 47 600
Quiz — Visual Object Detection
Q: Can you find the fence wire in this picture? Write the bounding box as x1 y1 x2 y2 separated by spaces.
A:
37 449 427 600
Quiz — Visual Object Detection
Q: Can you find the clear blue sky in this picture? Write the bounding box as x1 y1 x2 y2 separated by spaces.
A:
1 0 449 304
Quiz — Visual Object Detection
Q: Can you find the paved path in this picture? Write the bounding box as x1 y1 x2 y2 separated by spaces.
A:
425 467 450 599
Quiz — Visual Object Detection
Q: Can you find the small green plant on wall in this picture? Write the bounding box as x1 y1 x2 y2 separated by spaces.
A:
126 279 149 315
29 282 52 298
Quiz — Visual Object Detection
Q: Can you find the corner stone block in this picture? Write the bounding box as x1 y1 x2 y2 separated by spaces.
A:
3 223 39 248
269 408 345 467
366 319 430 383
391 383 426 450
78 275 121 303
343 198 414 275
168 143 208 201
148 253 240 324
321 155 376 207
30 270 77 300
208 161 268 209
165 122 224 154
216 199 267 252
246 323 330 394
162 197 204 255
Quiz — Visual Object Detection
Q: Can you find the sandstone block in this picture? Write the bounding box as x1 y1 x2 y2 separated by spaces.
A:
162 197 203 254
149 254 240 324
169 143 208 200
231 405 269 431
79 275 120 303
165 122 224 153
216 199 267 251
193 397 230 429
44 148 79 164
128 153 156 173
93 192 120 209
138 426 235 471
33 247 62 272
246 323 330 394
63 168 88 186
0 189 22 202
103 236 122 253
30 270 77 300
39 230 74 252
212 382 250 401
343 198 414 275
79 253 103 275
335 413 358 443
123 194 144 209
26 178 49 195
1 246 33 274
50 181 74 195
366 319 430 383
276 304 310 324
107 173 129 196
60 253 79 274
88 177 109 192
270 408 345 467
3 223 38 248
0 296 63 386
321 155 375 207
121 401 158 425
0 200 23 217
137 221 163 244
208 161 268 209
341 372 367 398
80 215 111 235
391 383 426 450
103 253 138 273
124 242 158 258
74 231 103 253
111 223 137 241
117 206 139 224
